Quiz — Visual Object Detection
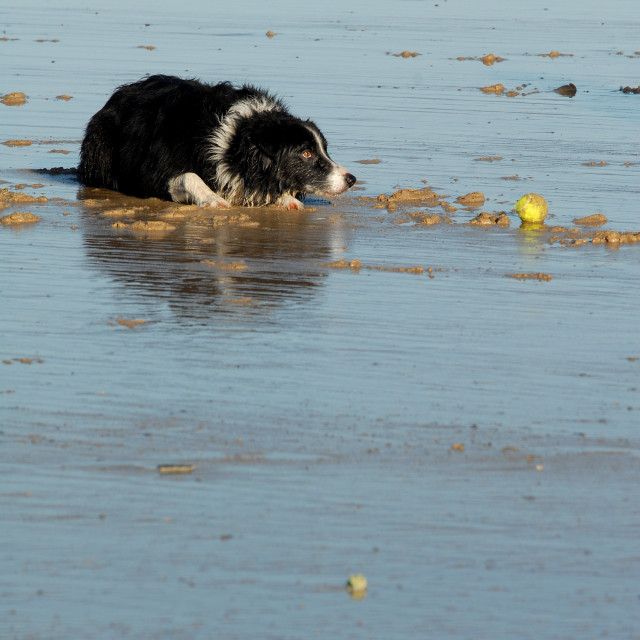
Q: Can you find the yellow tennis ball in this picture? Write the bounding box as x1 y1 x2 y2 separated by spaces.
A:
515 193 548 223
346 574 368 595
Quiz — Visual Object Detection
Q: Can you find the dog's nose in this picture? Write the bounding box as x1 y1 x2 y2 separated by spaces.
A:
345 173 356 188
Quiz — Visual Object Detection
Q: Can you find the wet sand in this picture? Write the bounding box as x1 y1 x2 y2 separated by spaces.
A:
2 0 640 638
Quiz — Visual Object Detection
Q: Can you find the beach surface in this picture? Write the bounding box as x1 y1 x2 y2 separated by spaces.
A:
2 1 639 638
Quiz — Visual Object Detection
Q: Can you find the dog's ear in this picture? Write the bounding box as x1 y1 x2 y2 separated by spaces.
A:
255 139 277 161
249 122 282 162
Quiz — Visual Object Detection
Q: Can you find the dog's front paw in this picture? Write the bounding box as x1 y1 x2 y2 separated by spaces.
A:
198 193 231 209
277 194 304 210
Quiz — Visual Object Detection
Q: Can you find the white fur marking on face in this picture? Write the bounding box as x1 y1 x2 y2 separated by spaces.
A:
208 96 285 204
168 172 231 208
323 165 351 193
304 123 350 194
306 125 333 164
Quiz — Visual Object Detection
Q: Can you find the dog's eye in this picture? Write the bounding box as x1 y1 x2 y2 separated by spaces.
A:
301 150 313 159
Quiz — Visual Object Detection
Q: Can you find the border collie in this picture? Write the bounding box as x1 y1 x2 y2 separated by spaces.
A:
78 75 356 210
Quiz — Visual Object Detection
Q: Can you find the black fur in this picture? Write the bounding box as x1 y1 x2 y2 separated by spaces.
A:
78 75 355 208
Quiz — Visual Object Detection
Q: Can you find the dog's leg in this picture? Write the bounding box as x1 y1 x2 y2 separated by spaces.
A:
276 194 304 210
168 173 231 208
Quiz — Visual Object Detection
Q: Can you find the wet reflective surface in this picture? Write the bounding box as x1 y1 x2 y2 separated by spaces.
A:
2 0 639 638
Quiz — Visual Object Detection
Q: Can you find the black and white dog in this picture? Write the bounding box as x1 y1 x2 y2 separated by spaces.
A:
78 75 356 210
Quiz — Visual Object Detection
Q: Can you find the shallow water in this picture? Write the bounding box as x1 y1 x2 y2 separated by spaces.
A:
2 1 640 638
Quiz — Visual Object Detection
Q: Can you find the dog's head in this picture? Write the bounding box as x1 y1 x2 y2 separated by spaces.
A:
252 118 356 198
211 99 356 206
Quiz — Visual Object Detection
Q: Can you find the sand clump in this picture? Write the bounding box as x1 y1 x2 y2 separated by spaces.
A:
102 207 147 217
548 227 640 248
372 265 425 274
480 84 505 94
115 318 146 329
508 273 552 281
470 212 510 227
389 51 422 58
455 53 505 66
0 188 48 204
378 187 440 205
111 220 176 233
591 230 640 245
322 259 442 277
1 92 27 106
478 83 539 98
538 51 573 58
3 357 45 365
407 211 449 226
1 212 41 226
157 464 196 474
554 83 577 97
455 192 485 207
201 259 248 271
372 186 458 222
573 214 607 226
480 53 503 65
322 259 363 271
3 139 32 147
